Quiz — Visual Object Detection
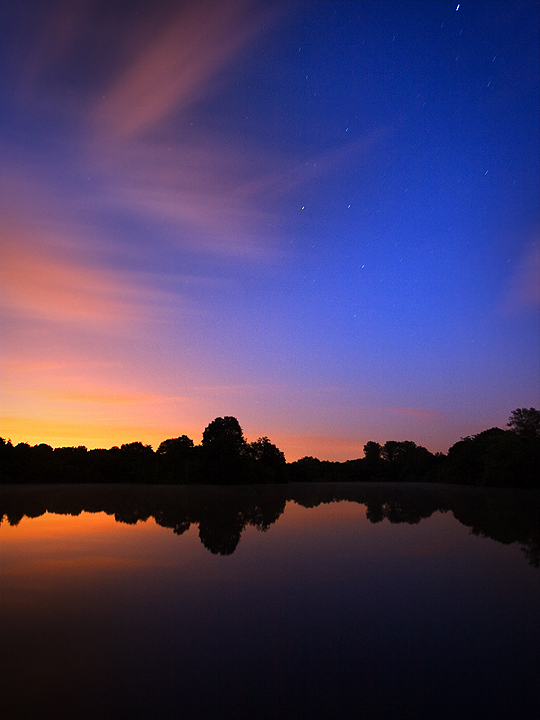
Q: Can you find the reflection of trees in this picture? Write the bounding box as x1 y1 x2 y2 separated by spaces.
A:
198 510 244 555
151 487 288 555
522 541 540 568
187 490 287 555
0 483 538 565
114 508 151 525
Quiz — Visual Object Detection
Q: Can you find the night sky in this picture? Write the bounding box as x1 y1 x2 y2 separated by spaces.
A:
1 0 538 461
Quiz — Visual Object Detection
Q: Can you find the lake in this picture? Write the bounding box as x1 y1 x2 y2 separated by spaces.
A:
1 482 539 720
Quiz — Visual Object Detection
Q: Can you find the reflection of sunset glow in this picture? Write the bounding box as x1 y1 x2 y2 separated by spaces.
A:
1 490 537 720
0 512 194 585
0 502 476 573
278 501 466 560
281 500 369 527
0 511 145 547
2 510 115 535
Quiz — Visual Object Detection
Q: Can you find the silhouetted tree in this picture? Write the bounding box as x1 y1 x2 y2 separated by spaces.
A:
358 441 385 481
119 442 156 483
2 408 538 488
288 456 325 482
381 441 406 464
201 417 249 483
437 426 539 488
439 429 503 485
0 438 15 482
52 446 89 483
249 436 287 482
157 436 194 456
507 407 540 440
8 442 54 483
380 440 436 481
363 441 382 462
86 447 122 483
202 417 246 453
157 435 195 482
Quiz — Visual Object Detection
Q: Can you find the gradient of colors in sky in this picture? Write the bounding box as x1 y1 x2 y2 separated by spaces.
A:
1 0 539 461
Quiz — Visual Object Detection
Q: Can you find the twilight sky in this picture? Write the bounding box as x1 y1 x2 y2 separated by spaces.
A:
1 0 539 461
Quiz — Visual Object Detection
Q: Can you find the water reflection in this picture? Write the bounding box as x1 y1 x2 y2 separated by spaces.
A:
1 483 539 720
1 482 539 564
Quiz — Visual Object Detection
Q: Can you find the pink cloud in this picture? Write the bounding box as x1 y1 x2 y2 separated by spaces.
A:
0 235 184 327
92 0 271 141
20 389 182 407
0 172 189 328
82 0 381 258
87 127 383 259
88 135 279 258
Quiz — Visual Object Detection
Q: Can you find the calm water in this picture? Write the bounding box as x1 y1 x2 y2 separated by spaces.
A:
1 483 539 720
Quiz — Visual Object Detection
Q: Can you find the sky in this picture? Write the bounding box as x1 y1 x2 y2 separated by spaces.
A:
0 0 539 461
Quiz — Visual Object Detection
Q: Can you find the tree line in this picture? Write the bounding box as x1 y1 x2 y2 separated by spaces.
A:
1 408 539 488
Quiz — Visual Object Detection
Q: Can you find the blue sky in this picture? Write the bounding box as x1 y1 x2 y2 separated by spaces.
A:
1 0 538 460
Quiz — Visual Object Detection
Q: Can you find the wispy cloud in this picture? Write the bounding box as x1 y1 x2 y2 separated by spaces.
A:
0 171 191 327
0 232 185 327
8 0 380 261
88 135 280 258
92 0 270 141
88 129 383 258
1 0 388 457
2 244 136 325
83 0 380 258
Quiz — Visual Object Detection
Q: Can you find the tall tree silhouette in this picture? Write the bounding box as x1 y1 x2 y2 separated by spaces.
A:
201 417 248 483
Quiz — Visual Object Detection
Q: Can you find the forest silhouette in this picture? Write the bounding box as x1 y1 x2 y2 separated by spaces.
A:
1 408 539 489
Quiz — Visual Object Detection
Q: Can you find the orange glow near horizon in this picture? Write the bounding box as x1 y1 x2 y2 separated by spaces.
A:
1 0 536 467
0 415 369 460
0 416 203 452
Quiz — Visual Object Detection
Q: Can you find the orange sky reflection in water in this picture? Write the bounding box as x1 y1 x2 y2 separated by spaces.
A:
0 511 202 582
0 501 471 580
0 493 538 720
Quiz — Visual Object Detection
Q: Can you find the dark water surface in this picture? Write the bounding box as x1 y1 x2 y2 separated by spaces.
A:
1 483 539 720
